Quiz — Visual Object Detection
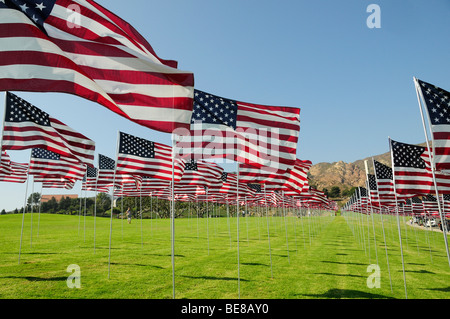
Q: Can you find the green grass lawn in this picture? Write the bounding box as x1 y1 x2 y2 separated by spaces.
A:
0 211 449 299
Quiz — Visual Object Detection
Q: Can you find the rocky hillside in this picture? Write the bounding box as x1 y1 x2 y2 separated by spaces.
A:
308 142 427 194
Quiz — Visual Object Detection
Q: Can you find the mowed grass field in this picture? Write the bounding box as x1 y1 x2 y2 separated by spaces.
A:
0 211 449 299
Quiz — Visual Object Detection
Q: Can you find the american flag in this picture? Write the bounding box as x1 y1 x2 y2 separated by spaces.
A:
34 175 75 189
411 197 423 214
367 174 380 207
0 0 194 134
373 159 397 207
116 131 185 182
175 89 300 172
0 160 28 183
422 195 438 213
81 165 100 191
390 139 450 196
2 92 95 165
216 172 246 198
175 159 223 190
237 158 311 194
283 159 312 193
97 154 115 188
442 194 450 214
29 148 87 180
97 153 140 190
120 176 171 197
0 151 11 175
416 79 450 172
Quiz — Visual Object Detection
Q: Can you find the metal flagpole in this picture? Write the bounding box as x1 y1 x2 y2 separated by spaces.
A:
236 162 241 299
227 195 232 249
206 186 210 255
108 131 120 279
84 189 87 243
171 134 176 299
389 137 408 299
18 172 30 264
372 157 393 293
140 187 143 248
264 184 273 278
37 183 43 238
282 191 290 264
414 77 450 267
93 173 98 254
364 160 379 266
30 175 34 248
78 188 82 236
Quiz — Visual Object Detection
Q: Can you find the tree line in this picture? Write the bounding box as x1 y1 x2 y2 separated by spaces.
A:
1 192 235 219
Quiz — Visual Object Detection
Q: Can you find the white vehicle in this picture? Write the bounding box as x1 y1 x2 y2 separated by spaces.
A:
424 219 437 227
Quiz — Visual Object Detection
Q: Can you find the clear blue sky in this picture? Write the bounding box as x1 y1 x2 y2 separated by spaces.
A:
1 0 450 211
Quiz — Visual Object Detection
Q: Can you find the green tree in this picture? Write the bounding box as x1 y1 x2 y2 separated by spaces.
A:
329 186 341 198
27 192 41 209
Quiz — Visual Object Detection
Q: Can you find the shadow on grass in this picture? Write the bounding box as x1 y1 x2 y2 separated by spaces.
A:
425 286 450 292
403 269 435 274
241 262 268 267
181 275 250 282
299 288 395 299
314 272 365 278
1 275 67 282
320 260 367 266
109 262 165 269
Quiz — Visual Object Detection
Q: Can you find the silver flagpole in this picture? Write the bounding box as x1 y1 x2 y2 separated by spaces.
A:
264 184 273 278
206 186 209 255
372 157 393 293
18 172 30 264
364 160 378 266
389 137 408 299
30 175 34 248
171 134 176 299
37 183 43 238
108 131 120 279
227 195 232 249
282 191 290 263
93 170 98 254
236 162 241 299
414 77 450 267
140 186 143 248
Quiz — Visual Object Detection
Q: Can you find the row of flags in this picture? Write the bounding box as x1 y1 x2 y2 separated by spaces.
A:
343 78 450 218
0 0 338 211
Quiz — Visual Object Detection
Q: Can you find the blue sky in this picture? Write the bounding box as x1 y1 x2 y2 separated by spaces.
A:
1 0 450 211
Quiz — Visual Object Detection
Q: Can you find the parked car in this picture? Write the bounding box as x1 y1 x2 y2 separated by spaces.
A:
424 219 437 227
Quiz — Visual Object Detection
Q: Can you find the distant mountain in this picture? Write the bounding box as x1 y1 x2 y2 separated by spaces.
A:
308 142 428 195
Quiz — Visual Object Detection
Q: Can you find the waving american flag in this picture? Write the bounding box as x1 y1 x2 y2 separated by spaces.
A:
0 0 194 133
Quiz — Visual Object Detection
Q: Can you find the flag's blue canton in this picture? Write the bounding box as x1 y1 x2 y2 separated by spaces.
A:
359 187 367 197
221 172 228 182
6 92 50 126
184 159 197 171
192 90 238 130
1 0 56 32
99 154 115 170
391 141 426 169
418 79 450 125
119 132 155 158
423 194 436 202
248 183 261 193
32 148 60 160
86 166 97 177
367 174 377 190
374 160 392 179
